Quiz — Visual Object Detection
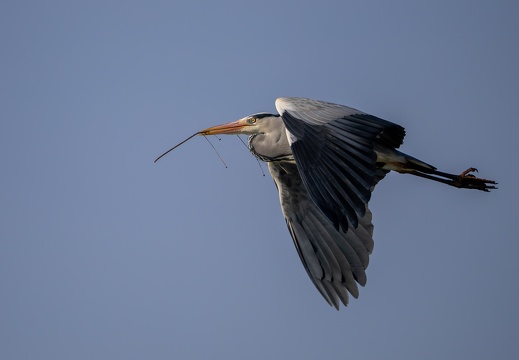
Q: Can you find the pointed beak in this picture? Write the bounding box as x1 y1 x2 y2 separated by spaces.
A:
153 117 255 163
199 117 250 135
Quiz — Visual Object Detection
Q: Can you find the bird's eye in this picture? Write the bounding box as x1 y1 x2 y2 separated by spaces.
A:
248 117 257 124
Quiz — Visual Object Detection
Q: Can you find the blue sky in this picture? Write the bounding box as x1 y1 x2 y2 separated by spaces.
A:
1 1 518 359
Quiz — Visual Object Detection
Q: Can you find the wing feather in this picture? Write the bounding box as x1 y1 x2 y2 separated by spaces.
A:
275 97 405 231
269 161 374 309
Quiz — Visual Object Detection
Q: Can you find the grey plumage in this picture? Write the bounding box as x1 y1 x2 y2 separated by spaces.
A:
269 161 374 308
155 97 497 309
259 98 404 308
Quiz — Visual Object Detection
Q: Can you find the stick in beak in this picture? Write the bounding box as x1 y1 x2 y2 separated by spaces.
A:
154 118 249 163
154 132 201 163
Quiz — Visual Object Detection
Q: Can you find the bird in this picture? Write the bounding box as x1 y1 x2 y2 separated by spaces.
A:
155 97 497 309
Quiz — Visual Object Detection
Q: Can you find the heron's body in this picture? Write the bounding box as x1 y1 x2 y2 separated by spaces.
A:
156 97 496 309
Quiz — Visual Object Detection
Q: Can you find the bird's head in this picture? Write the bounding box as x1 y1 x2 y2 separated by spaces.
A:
153 113 284 163
199 113 280 136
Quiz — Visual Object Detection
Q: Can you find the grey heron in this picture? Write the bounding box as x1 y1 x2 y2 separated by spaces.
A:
155 97 496 309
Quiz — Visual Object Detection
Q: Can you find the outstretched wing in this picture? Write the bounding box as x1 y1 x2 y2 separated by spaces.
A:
275 97 405 232
268 161 374 309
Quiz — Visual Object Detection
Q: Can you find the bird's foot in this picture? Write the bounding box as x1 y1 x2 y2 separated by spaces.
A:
452 167 497 192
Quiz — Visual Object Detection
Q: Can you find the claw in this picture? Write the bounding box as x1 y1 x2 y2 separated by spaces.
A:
460 167 477 177
454 168 497 191
409 167 497 192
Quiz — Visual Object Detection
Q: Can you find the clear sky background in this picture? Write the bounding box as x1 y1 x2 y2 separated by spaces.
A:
1 1 518 359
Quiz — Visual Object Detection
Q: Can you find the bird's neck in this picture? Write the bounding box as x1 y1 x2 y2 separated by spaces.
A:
249 128 293 163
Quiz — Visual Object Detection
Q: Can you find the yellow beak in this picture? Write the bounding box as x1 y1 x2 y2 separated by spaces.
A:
199 118 250 135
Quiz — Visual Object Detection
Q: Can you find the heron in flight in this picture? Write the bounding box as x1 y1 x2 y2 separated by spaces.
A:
155 97 496 309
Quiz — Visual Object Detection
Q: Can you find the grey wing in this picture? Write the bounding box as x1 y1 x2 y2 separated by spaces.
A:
268 161 375 309
275 97 405 232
